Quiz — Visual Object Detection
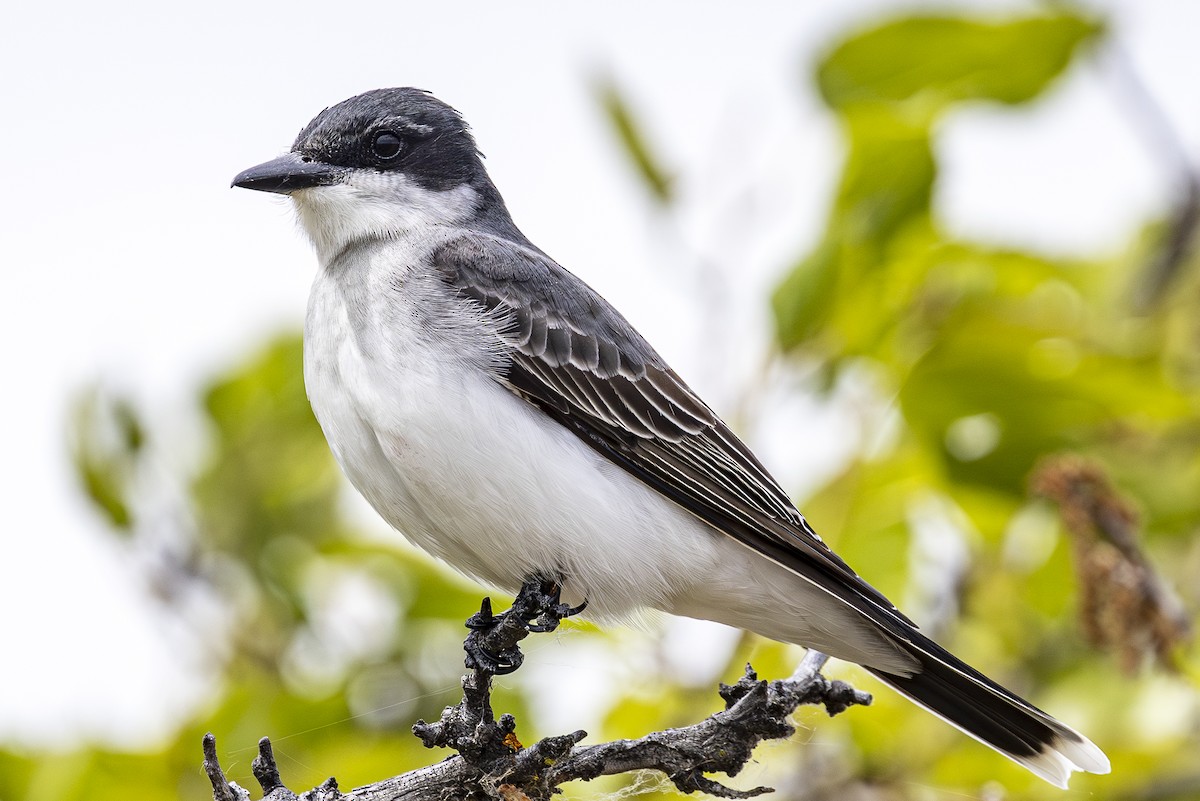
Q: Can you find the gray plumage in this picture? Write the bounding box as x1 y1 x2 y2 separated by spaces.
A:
232 88 1109 788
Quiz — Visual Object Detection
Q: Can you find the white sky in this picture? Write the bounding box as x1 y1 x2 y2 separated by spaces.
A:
0 0 1196 749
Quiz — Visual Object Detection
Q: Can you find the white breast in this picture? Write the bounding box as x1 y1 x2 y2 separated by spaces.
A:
301 228 905 669
302 233 719 618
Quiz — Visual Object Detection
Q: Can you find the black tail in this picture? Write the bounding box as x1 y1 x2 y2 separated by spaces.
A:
866 629 1109 788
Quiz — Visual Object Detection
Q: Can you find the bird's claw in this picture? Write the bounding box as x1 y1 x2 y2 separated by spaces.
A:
461 577 587 675
525 578 587 632
464 597 497 630
527 598 588 632
464 596 524 673
464 635 525 675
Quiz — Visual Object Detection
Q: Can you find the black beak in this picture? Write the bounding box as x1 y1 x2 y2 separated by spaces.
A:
232 152 344 194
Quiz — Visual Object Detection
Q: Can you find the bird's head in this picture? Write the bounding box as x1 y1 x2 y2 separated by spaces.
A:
233 88 501 263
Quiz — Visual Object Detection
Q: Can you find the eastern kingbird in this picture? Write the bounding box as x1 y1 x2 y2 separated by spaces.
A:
232 88 1109 788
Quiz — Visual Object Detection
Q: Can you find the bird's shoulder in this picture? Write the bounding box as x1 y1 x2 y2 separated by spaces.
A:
432 232 658 368
432 231 717 441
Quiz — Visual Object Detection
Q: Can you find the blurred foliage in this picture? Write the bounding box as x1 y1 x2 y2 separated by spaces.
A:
815 14 1100 112
7 5 1200 801
596 76 675 204
764 6 1200 801
70 389 145 532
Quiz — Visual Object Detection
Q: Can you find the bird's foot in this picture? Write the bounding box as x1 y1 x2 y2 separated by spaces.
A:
463 577 587 675
464 597 525 675
525 577 588 632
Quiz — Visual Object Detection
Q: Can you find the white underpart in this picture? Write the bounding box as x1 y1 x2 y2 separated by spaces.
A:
290 169 1109 787
292 171 911 670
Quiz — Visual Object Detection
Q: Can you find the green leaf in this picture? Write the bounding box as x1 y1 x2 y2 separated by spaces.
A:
772 239 839 350
595 78 674 204
773 108 934 351
69 388 146 531
817 12 1101 113
834 106 935 246
194 334 342 556
899 298 1190 495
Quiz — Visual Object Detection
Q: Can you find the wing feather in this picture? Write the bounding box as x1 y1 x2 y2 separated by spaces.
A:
433 233 914 632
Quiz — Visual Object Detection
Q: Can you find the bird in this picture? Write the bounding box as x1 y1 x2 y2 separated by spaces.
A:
232 88 1110 788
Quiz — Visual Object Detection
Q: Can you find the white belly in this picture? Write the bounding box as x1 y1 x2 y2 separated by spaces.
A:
302 245 725 619
300 240 909 670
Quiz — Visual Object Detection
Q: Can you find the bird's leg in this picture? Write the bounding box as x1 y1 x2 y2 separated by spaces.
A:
463 576 588 675
527 577 588 632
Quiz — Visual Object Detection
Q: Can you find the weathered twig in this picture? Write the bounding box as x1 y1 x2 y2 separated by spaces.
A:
202 582 870 801
203 733 250 801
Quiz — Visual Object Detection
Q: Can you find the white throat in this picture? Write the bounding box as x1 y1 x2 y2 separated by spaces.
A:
291 172 480 265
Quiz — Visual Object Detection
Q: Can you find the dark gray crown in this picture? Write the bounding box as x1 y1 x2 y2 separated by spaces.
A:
292 88 487 192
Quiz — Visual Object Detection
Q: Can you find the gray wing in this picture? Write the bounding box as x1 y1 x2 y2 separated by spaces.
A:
433 234 914 634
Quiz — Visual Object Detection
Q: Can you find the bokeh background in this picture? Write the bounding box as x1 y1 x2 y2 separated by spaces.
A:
2 1 1198 799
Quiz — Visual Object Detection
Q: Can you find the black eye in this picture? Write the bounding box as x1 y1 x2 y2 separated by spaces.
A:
371 131 404 160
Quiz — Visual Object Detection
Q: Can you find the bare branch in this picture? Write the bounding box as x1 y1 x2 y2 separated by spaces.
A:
202 581 871 801
203 733 250 801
